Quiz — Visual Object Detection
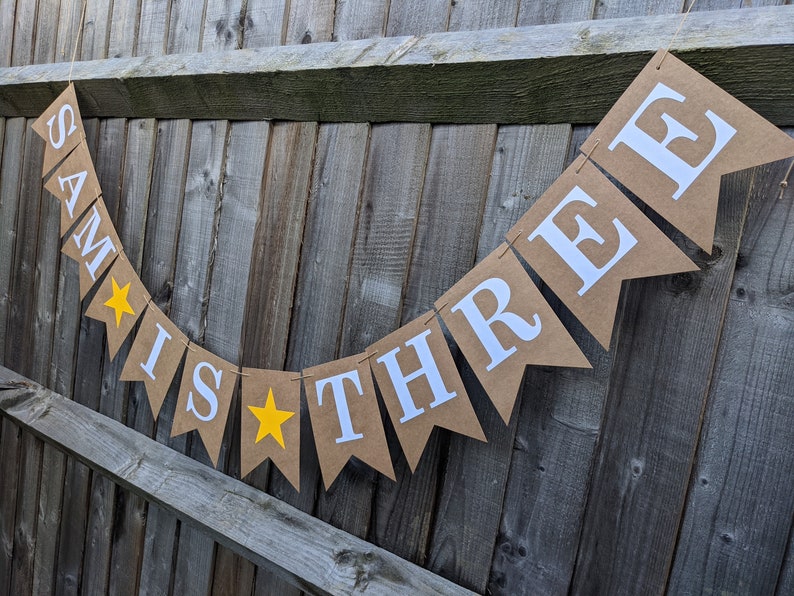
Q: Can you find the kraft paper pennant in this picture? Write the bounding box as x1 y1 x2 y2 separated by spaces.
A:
31 83 86 176
369 314 486 472
508 157 697 349
85 257 150 360
44 140 102 237
61 199 122 298
240 369 301 491
172 344 237 468
120 305 188 419
304 355 395 490
582 49 794 251
438 245 590 424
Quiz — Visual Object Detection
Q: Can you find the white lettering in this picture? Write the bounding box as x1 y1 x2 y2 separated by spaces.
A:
376 328 456 423
71 205 118 281
450 277 542 371
46 104 78 150
608 82 736 200
315 371 365 444
186 361 221 422
139 322 172 381
528 186 637 296
57 170 88 218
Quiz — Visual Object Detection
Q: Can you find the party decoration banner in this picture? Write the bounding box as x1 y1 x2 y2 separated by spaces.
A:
437 245 590 424
172 344 237 468
240 369 301 490
31 83 85 176
85 256 150 359
509 157 697 349
61 198 123 298
369 314 486 472
120 305 188 419
304 354 395 489
43 141 102 237
581 49 794 251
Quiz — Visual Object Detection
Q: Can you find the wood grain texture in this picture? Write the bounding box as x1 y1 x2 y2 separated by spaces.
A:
570 169 756 595
1 7 793 123
428 124 572 593
0 369 476 596
667 147 794 595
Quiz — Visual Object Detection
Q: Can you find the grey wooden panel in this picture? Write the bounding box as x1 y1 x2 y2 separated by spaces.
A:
667 147 794 595
108 0 143 59
241 0 288 49
571 169 757 594
285 0 335 44
3 8 794 124
0 368 476 596
385 0 450 36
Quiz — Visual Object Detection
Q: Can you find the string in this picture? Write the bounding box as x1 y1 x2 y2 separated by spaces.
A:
500 231 522 258
657 0 698 70
291 373 313 382
576 139 599 174
424 302 447 325
779 159 794 200
68 0 88 85
357 351 378 365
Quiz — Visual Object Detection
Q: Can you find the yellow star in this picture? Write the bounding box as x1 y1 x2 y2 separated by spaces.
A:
248 388 295 449
103 276 135 328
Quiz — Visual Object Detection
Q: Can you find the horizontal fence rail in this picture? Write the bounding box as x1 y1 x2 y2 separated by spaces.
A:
0 6 791 124
0 366 473 596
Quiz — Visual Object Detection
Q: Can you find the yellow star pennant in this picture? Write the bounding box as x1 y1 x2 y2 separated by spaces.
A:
248 388 295 449
103 277 135 328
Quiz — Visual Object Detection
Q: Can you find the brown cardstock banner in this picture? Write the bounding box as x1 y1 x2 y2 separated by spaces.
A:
240 368 301 491
582 49 794 251
304 354 395 490
438 245 590 424
369 313 486 472
172 344 237 468
61 198 123 298
31 83 86 176
509 157 697 349
120 304 188 420
44 140 102 237
85 257 150 360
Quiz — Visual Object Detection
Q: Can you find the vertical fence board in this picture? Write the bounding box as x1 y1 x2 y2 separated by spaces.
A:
428 124 571 593
668 150 794 595
571 169 755 595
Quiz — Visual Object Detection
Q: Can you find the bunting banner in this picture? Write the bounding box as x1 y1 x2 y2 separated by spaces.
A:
304 354 395 489
61 198 123 298
31 83 85 176
120 305 188 419
25 50 794 484
508 157 697 349
85 256 150 359
437 245 590 424
43 140 102 237
171 344 237 468
240 368 301 490
368 313 486 472
581 49 794 251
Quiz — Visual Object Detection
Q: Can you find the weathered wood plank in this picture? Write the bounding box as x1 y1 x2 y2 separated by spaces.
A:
570 168 756 594
667 147 794 595
371 124 496 564
1 7 793 123
108 0 142 59
428 124 572 593
0 369 476 596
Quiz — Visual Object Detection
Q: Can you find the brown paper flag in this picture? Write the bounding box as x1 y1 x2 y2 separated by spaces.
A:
120 305 188 419
304 355 395 489
438 246 590 424
369 314 485 472
31 83 86 176
85 257 150 360
240 369 301 490
582 49 794 251
61 199 122 298
172 344 237 468
508 157 697 349
44 140 102 236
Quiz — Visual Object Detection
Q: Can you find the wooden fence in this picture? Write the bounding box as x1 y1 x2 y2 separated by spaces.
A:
1 0 793 594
